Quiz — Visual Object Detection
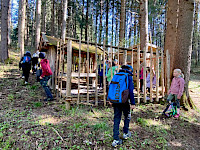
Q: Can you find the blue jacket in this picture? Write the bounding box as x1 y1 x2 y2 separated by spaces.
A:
119 68 135 105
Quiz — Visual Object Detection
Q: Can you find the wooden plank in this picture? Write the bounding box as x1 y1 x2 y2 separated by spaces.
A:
87 38 89 104
149 33 153 102
143 45 147 103
103 40 106 106
137 45 140 104
166 50 170 94
55 41 59 94
161 49 164 100
156 49 159 102
78 36 81 104
95 39 98 106
67 40 72 97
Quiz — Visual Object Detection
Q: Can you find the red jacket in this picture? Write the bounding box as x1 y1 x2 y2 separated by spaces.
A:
40 59 52 77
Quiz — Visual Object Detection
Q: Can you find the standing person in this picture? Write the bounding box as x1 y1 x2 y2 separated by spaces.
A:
106 61 118 84
167 69 185 118
139 63 144 92
19 51 32 84
32 52 39 74
98 60 104 88
146 67 151 93
107 65 135 147
39 52 54 101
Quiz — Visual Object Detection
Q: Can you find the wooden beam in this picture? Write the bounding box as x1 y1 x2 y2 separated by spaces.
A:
67 40 72 97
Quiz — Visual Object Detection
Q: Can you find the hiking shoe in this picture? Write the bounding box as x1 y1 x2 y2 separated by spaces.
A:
22 76 25 79
112 139 122 147
123 131 131 140
174 114 180 118
25 81 28 85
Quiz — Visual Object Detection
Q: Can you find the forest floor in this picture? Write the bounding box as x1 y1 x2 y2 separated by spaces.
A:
0 50 200 150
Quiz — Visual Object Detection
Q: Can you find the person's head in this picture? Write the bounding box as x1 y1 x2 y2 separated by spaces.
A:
39 52 45 59
121 65 133 73
114 59 118 65
173 69 184 78
25 51 31 57
147 67 150 73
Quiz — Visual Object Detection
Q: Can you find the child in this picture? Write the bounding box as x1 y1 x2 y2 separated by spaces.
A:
110 65 135 147
167 69 185 118
32 52 39 74
19 51 32 84
139 63 144 92
39 52 53 101
106 61 118 84
98 60 104 88
146 67 151 93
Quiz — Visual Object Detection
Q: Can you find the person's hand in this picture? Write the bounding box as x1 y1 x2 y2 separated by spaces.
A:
130 105 136 110
108 101 112 106
39 76 43 79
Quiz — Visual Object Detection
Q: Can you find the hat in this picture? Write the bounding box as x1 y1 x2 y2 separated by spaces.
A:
39 52 45 59
121 65 133 72
25 51 31 57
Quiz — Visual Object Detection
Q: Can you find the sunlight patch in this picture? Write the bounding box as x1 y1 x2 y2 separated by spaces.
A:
38 115 62 125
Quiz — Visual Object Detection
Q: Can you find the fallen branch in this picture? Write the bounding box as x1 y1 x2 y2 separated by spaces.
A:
51 127 64 142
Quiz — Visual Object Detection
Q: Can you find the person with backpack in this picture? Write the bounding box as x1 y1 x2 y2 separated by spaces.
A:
107 65 135 148
31 52 39 74
19 51 32 84
166 69 185 118
39 52 53 101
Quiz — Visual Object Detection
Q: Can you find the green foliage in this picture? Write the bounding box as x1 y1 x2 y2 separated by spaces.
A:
33 102 42 108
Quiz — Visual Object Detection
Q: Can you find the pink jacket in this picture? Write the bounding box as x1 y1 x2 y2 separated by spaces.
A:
168 77 185 99
140 67 143 79
40 59 53 77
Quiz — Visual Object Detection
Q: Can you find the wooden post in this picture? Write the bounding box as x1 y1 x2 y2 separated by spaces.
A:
137 45 140 104
60 41 65 97
55 41 59 95
131 48 133 69
66 40 72 98
87 38 90 104
95 39 98 106
161 49 164 100
166 50 170 94
150 44 153 102
78 36 81 104
111 47 113 80
143 46 147 103
103 40 106 106
117 46 120 72
59 41 62 97
156 48 159 102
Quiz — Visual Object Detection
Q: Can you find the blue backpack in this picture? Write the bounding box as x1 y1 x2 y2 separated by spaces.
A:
107 72 130 103
23 56 31 64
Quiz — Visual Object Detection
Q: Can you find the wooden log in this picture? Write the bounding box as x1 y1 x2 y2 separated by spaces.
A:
161 49 164 100
60 40 65 97
87 38 90 104
110 47 113 80
78 36 81 104
166 50 170 94
59 41 62 97
67 40 72 97
137 45 140 104
156 49 159 102
103 40 106 106
150 41 153 102
55 41 59 95
117 46 120 72
95 39 98 106
143 46 147 103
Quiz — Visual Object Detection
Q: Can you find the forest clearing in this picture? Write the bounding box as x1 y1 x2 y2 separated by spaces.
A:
0 50 200 149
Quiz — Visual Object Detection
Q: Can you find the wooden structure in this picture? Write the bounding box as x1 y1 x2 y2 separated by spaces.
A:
52 36 171 107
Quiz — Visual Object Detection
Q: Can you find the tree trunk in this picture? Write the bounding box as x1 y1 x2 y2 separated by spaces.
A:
120 0 126 65
1 0 10 62
81 0 85 40
25 0 29 46
51 0 55 36
85 0 89 41
61 0 68 42
35 0 41 51
193 2 199 66
99 0 103 44
41 0 46 33
164 0 179 78
18 0 26 57
8 0 12 46
174 0 194 100
106 0 109 45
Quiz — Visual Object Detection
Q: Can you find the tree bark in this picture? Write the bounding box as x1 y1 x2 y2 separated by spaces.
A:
106 0 109 45
8 0 12 46
99 0 103 44
174 0 194 99
51 0 55 36
164 0 179 77
1 0 10 62
85 0 89 41
61 0 68 42
35 0 41 51
41 0 46 33
120 0 126 65
18 0 26 57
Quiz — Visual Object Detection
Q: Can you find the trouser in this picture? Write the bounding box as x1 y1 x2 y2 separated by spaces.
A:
140 79 143 92
23 69 30 82
167 94 180 108
40 76 53 99
113 103 131 140
99 76 103 87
